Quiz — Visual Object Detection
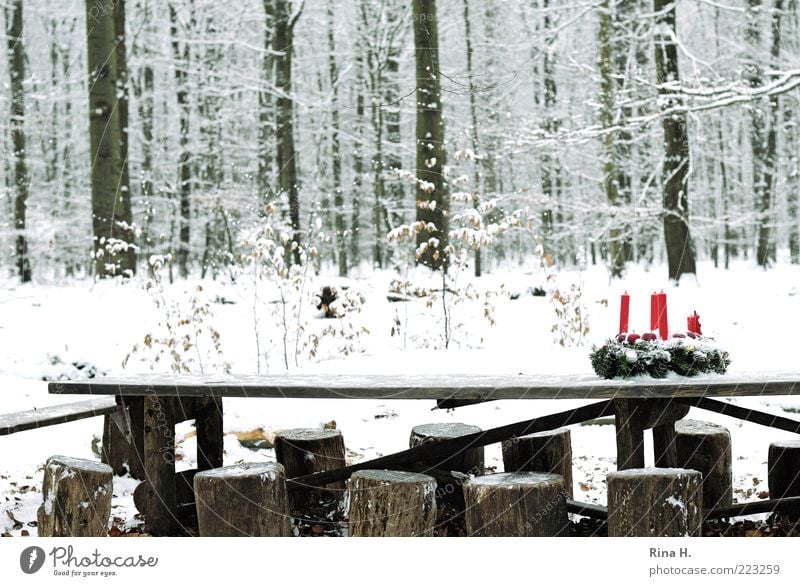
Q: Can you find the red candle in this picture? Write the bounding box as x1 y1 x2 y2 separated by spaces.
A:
619 292 630 334
688 311 702 335
650 292 658 331
658 291 669 340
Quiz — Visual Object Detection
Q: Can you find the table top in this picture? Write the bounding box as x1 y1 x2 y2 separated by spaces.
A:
48 372 800 401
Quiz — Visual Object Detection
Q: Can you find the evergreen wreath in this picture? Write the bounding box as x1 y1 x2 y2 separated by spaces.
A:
590 332 731 379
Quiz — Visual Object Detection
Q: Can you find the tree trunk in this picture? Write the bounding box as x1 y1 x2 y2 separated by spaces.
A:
37 456 113 537
383 5 405 256
768 440 800 517
540 0 561 262
258 0 276 210
674 419 732 510
326 1 346 276
788 99 799 263
463 472 568 536
654 0 696 282
194 463 292 536
274 428 346 511
113 0 135 275
350 4 365 268
598 0 624 278
347 470 437 536
131 1 155 266
608 468 703 536
86 0 136 277
7 0 31 282
748 0 778 267
462 0 483 277
274 0 303 266
170 3 191 278
413 0 448 271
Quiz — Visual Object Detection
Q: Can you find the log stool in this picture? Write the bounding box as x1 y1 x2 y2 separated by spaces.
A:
768 440 800 518
37 455 113 537
674 419 732 509
463 472 568 536
607 468 703 536
502 427 573 499
409 423 484 474
347 470 437 536
274 428 346 510
194 462 292 536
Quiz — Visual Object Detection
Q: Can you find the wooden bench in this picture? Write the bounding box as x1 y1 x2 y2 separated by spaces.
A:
0 398 119 435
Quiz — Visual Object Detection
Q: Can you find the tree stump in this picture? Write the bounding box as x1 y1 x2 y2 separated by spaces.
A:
463 472 568 537
607 468 703 536
768 440 800 518
347 470 437 536
674 419 732 509
37 455 113 537
502 427 573 498
274 428 347 510
194 462 292 536
409 423 484 474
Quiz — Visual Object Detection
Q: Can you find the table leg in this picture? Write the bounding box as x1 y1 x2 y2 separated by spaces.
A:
653 423 678 468
197 397 224 471
143 395 177 535
614 399 645 470
126 397 146 480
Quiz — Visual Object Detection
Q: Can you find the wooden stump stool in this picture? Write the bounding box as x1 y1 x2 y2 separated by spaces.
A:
37 455 113 537
607 468 703 536
274 428 346 510
674 419 732 509
409 423 484 474
463 472 568 536
768 440 800 517
502 427 573 498
194 462 292 536
347 470 437 536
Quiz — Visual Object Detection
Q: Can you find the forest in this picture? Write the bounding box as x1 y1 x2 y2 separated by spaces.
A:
2 0 797 285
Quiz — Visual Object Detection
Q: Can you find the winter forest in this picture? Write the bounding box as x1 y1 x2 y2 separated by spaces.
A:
3 0 798 285
2 0 800 541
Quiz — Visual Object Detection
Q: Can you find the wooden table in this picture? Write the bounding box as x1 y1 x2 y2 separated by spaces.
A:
50 372 800 535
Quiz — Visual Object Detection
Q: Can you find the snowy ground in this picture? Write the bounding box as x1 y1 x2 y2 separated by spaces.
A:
2 259 800 536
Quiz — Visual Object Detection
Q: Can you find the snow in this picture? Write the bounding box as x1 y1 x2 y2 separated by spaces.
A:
664 495 686 512
197 462 281 481
2 259 800 535
468 472 562 486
